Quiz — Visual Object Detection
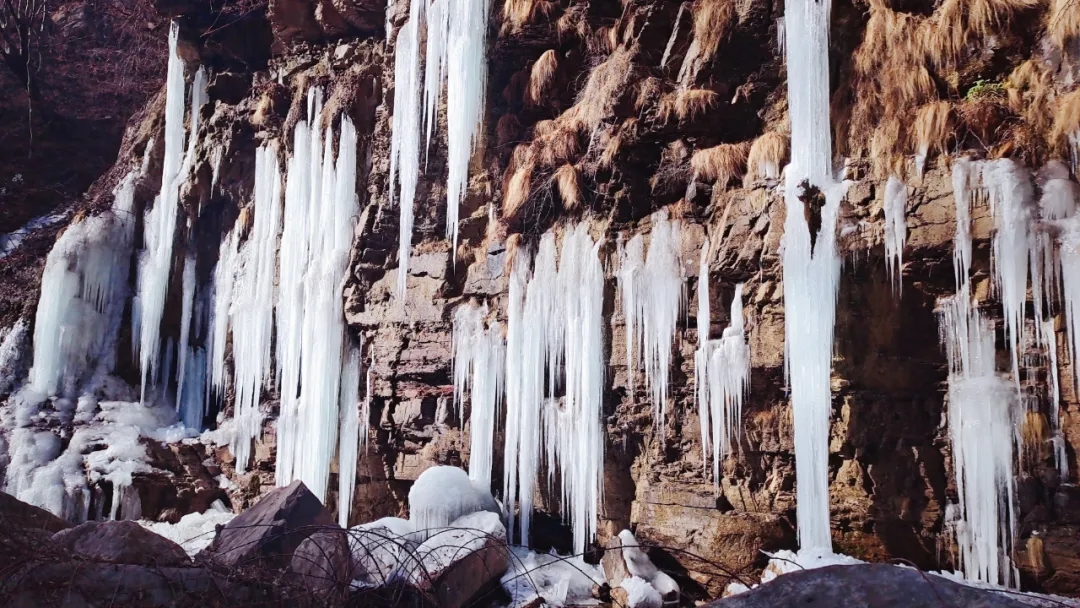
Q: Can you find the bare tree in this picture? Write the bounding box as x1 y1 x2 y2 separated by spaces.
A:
0 0 48 100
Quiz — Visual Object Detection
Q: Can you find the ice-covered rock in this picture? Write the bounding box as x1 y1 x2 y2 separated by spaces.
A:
138 499 234 556
348 516 415 587
501 545 605 607
408 465 500 541
409 510 509 608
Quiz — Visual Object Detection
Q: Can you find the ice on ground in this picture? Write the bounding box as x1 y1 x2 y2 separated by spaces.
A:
501 545 604 608
139 499 234 555
621 575 662 608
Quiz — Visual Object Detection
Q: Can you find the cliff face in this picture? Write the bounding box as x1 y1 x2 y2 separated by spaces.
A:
4 0 1080 601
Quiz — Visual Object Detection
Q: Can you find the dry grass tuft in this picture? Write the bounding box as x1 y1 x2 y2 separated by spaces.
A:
678 0 736 84
503 69 530 106
1027 535 1048 574
502 163 535 220
913 101 955 169
561 47 636 132
554 164 582 210
534 119 558 138
635 76 664 113
501 0 559 35
525 50 560 107
1051 88 1080 158
556 4 590 42
596 118 639 173
505 233 524 273
690 141 751 188
497 114 522 148
745 131 789 184
658 88 718 124
534 126 581 167
870 117 908 179
1021 410 1050 463
957 98 1012 149
1049 0 1080 49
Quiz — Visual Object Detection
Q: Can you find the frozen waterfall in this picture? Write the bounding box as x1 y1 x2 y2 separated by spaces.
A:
883 176 907 292
453 301 506 486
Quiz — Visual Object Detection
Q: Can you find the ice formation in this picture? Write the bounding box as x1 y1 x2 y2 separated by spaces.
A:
139 499 234 555
136 26 205 401
504 224 605 552
617 210 685 426
390 0 490 295
408 465 500 542
938 293 1020 588
696 284 751 485
951 157 980 290
337 344 364 527
621 577 662 608
274 113 361 501
500 545 606 608
616 530 681 602
28 173 138 398
781 0 844 551
452 302 505 486
883 175 907 292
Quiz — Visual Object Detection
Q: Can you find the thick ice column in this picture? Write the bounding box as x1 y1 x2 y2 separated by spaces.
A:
695 240 712 466
453 302 506 486
136 26 205 401
781 0 842 550
28 173 138 398
337 344 363 527
702 285 751 485
390 0 426 297
502 252 532 544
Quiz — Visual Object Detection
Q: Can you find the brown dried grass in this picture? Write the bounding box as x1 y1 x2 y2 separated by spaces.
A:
679 0 736 84
1021 410 1050 460
745 131 789 184
554 164 582 210
870 117 908 179
556 4 590 42
658 88 718 124
913 101 955 165
635 76 664 113
502 164 535 220
1049 0 1080 49
561 47 636 132
690 141 751 188
958 98 1012 149
496 114 522 148
505 233 524 272
501 0 558 35
534 126 581 167
1050 88 1080 156
525 50 560 107
503 70 529 106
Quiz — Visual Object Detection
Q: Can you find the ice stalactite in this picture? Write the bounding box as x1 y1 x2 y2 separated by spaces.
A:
781 0 844 551
617 210 685 427
176 254 196 410
695 240 712 467
390 0 490 294
985 160 1035 389
278 115 360 501
1060 214 1080 403
337 344 364 527
136 25 206 401
226 145 283 472
452 302 506 486
1033 172 1078 332
209 231 238 399
951 157 981 291
883 176 907 292
503 224 604 553
938 293 1019 588
28 172 139 398
697 285 751 485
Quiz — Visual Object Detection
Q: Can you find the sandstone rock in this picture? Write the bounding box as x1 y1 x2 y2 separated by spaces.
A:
601 533 631 587
290 528 355 598
0 491 71 533
706 565 1042 608
349 517 414 586
52 520 190 566
410 511 510 608
199 480 334 568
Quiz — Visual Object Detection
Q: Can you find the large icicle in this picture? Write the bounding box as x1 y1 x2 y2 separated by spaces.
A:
337 344 363 527
617 211 685 426
699 285 751 485
27 173 138 398
390 0 490 293
951 157 980 291
453 302 506 486
695 240 712 467
227 145 283 472
781 0 844 550
136 27 205 401
883 176 907 292
938 293 1019 588
503 224 605 553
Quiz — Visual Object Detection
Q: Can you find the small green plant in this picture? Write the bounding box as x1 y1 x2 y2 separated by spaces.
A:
965 79 1006 101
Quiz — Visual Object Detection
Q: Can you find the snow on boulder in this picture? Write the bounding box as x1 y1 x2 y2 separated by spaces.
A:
348 516 415 587
611 529 680 602
619 575 663 608
408 465 500 542
409 510 510 608
138 499 234 556
51 520 190 566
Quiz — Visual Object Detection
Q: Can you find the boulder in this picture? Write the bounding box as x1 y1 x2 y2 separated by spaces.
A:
198 480 334 569
51 520 190 566
602 534 631 587
409 511 510 608
706 564 1047 608
0 491 71 533
349 517 415 586
290 528 354 597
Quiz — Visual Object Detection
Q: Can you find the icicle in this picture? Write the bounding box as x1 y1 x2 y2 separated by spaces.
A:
453 302 506 486
938 293 1019 588
618 211 685 427
660 3 686 69
951 157 980 291
209 232 238 398
337 344 363 528
695 240 712 467
699 285 751 485
228 145 283 472
27 173 138 397
984 159 1035 390
883 176 907 293
1041 321 1062 430
781 0 842 551
1060 215 1080 399
136 27 205 401
390 2 424 297
502 223 605 553
175 253 196 415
